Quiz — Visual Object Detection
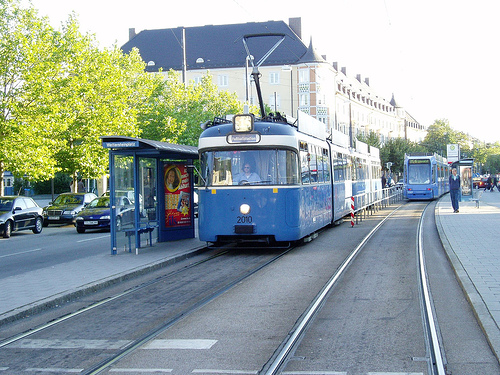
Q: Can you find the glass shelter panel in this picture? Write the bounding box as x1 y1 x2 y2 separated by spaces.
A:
112 155 135 252
200 149 298 186
140 158 158 245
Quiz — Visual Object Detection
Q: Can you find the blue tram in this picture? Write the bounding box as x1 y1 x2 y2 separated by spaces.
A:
197 111 382 244
403 153 450 200
197 32 382 244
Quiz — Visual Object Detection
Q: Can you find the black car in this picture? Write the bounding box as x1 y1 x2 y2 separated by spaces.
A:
0 196 44 238
75 196 134 233
42 192 97 226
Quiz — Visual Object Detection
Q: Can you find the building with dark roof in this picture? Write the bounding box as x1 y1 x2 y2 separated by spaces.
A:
122 17 426 144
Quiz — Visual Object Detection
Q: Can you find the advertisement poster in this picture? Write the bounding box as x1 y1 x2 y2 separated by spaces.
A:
460 165 472 196
164 164 191 227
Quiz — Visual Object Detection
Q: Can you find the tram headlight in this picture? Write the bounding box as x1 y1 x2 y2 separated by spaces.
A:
233 114 254 132
240 203 251 215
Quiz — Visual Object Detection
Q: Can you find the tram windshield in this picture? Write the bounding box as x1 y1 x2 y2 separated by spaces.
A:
407 160 431 184
200 149 298 186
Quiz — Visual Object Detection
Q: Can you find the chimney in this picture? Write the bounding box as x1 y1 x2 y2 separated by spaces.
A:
364 77 370 86
356 74 362 82
289 17 302 40
129 28 136 40
332 62 338 71
341 67 347 75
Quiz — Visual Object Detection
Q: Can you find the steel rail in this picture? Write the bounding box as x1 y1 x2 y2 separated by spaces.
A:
260 204 404 374
83 246 294 375
417 203 447 375
0 247 226 349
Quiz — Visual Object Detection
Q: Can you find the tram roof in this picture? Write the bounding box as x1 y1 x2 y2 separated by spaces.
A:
101 136 198 158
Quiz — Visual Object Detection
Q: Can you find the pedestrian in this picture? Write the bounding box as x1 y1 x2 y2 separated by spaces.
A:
492 175 498 192
381 171 387 189
485 175 492 191
449 168 460 213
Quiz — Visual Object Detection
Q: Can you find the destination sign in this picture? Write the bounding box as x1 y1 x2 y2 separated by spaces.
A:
227 133 260 144
409 159 430 164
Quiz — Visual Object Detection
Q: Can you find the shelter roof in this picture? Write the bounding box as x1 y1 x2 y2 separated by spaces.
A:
101 136 198 158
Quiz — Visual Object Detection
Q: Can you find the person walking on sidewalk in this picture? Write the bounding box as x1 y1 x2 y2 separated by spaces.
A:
449 168 460 213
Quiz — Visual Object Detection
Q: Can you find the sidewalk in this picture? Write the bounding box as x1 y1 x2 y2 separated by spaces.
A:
436 189 500 360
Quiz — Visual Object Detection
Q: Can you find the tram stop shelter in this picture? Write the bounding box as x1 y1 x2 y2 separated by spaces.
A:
101 136 198 255
451 158 474 202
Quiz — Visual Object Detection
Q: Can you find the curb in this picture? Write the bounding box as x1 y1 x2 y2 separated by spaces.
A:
0 245 207 327
434 198 500 364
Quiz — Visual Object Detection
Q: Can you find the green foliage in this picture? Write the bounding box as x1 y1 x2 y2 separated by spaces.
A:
422 119 471 157
0 0 61 182
32 172 72 194
138 71 252 146
0 1 157 195
380 138 426 174
356 131 381 149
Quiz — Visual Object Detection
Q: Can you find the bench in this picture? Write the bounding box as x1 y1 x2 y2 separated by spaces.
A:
471 189 483 208
124 224 159 252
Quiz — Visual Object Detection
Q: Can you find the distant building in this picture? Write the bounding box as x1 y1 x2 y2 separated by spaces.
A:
122 17 426 144
3 171 14 195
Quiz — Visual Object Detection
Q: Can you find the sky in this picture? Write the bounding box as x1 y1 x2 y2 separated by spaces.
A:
28 0 500 143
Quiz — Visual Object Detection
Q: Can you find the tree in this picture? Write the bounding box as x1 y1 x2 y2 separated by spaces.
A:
49 17 157 189
0 0 62 195
0 1 158 195
139 71 251 146
356 131 381 149
380 138 426 175
422 119 471 157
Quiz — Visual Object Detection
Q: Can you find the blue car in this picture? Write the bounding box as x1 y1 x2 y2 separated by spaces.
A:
75 196 134 233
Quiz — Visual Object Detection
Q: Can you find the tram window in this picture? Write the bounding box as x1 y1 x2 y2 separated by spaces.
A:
300 149 310 184
200 149 298 186
407 160 431 184
323 149 330 182
309 147 317 182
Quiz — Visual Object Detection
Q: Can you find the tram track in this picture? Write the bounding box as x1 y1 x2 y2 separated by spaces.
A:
0 245 293 374
2 201 490 374
260 201 448 375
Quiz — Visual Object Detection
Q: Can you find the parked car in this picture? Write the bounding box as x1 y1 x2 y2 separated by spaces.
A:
0 196 44 238
75 195 134 233
42 192 97 226
473 178 487 189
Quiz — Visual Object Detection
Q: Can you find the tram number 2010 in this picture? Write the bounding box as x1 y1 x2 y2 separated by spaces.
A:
237 216 253 224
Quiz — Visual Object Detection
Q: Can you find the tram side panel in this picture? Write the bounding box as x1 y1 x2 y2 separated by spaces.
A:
198 185 332 243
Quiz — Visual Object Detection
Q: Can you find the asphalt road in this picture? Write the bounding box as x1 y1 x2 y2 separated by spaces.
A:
0 224 110 279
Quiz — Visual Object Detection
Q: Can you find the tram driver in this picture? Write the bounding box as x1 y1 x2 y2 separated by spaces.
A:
233 163 261 185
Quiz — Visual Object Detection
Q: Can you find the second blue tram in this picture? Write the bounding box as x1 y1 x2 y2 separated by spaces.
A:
404 153 450 200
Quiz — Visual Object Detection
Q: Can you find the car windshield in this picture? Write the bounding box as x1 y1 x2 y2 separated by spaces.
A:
0 198 14 211
87 197 110 208
53 195 84 205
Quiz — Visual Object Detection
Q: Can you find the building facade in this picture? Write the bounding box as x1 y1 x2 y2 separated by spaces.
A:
122 18 426 144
